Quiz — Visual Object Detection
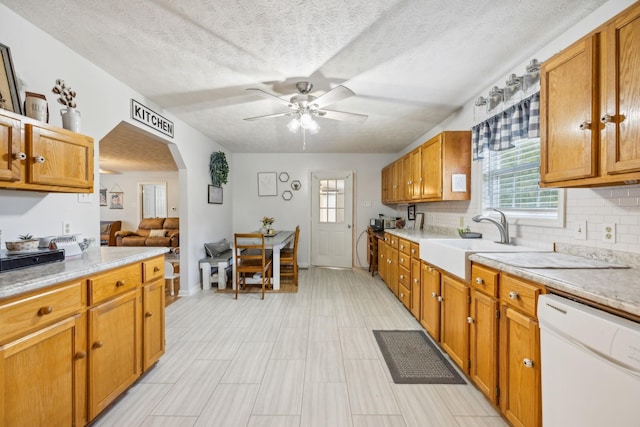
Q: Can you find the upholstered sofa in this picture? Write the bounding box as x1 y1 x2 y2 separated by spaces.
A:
115 217 179 247
100 220 122 246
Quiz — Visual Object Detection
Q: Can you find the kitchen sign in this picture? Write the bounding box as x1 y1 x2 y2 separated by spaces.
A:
131 99 174 138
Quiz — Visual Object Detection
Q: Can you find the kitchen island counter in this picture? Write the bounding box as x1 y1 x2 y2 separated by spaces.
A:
0 246 168 299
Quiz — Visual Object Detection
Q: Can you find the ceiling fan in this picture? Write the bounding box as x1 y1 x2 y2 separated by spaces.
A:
243 82 367 134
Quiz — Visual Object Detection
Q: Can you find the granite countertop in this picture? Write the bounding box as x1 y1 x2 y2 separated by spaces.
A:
383 228 452 242
0 246 168 300
469 251 640 318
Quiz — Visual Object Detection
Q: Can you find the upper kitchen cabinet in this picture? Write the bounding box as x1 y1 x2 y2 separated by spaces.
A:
0 109 93 193
381 130 471 204
540 2 640 187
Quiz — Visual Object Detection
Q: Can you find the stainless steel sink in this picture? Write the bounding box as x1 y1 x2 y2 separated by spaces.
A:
419 238 548 281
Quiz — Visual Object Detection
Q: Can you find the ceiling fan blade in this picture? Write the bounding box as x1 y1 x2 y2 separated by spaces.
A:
243 112 293 121
246 88 292 107
312 85 355 109
316 109 368 123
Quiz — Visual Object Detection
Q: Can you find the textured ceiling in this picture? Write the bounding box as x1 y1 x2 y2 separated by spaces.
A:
3 0 608 160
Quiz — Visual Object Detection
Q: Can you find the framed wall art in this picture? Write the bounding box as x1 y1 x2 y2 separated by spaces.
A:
0 43 22 114
99 188 108 206
208 185 223 204
110 192 124 209
257 172 277 196
407 204 416 221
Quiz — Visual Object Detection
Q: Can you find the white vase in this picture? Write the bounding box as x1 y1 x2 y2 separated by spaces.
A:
61 107 81 132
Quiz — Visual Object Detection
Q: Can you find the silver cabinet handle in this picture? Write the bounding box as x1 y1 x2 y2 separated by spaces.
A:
400 274 404 280
579 121 591 130
467 316 474 324
399 293 405 298
431 292 437 298
601 114 614 123
33 155 45 164
508 291 519 300
523 358 534 368
13 152 27 160
437 296 443 302
413 278 419 283
475 277 484 285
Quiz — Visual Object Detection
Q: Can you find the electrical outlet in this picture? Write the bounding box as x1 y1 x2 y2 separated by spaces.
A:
603 223 616 243
576 220 587 240
62 221 72 235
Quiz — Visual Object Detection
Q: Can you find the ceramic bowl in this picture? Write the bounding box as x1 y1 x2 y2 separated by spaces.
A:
5 240 39 251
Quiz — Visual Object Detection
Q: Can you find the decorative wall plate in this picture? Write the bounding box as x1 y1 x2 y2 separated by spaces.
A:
282 190 293 201
279 172 289 182
291 180 301 190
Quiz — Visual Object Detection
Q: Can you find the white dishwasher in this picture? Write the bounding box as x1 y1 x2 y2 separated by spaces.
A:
538 294 640 426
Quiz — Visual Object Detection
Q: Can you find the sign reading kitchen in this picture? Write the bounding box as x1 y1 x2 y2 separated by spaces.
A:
131 99 174 138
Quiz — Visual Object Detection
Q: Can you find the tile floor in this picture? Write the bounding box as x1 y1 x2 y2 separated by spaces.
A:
92 267 508 427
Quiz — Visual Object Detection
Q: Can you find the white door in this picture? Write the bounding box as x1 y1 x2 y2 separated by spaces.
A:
310 171 354 268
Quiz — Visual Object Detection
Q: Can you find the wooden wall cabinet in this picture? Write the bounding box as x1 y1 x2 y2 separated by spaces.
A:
0 109 93 193
381 130 471 204
540 2 640 187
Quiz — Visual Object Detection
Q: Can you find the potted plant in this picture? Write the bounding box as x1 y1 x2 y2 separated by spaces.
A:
209 151 229 187
260 216 275 234
52 79 80 132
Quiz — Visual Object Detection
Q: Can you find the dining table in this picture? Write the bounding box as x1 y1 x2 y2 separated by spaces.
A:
233 230 295 291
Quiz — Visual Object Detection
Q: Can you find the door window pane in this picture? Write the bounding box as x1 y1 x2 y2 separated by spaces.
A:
319 179 345 223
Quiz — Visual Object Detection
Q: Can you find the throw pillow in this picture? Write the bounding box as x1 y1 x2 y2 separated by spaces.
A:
149 229 167 237
204 239 231 257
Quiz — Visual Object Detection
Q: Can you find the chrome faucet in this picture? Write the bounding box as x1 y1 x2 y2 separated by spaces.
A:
472 208 511 244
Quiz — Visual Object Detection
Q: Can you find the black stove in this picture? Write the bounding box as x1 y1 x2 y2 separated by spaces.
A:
0 248 66 272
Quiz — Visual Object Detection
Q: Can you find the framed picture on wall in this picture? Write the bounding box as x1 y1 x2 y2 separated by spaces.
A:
407 204 416 220
257 172 277 196
208 185 223 204
0 43 22 114
110 192 123 209
99 188 107 206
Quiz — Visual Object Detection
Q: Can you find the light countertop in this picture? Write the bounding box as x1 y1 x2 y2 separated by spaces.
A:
470 251 640 318
0 246 168 300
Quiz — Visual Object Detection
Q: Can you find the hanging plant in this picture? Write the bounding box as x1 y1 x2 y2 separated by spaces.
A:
209 151 229 186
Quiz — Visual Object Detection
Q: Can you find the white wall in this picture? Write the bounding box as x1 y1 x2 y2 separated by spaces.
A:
231 153 396 268
0 5 233 294
392 0 640 254
100 171 180 231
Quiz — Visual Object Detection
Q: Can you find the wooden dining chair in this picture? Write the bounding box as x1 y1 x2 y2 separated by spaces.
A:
234 233 272 300
367 226 378 276
279 225 300 286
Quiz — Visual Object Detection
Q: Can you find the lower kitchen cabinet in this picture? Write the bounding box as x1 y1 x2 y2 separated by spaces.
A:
0 314 86 427
88 289 142 418
420 261 441 341
410 257 421 319
440 274 470 374
143 278 166 370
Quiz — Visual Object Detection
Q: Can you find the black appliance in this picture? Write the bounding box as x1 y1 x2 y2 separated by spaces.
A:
0 248 65 272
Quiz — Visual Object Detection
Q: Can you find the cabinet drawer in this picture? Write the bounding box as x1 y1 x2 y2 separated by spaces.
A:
410 242 420 259
142 256 164 283
386 233 399 249
471 264 499 298
398 252 411 269
500 274 544 317
398 283 411 309
398 238 411 256
0 281 83 342
89 263 141 305
398 266 410 288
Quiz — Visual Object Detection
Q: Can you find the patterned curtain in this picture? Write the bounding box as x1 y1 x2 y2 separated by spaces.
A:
472 92 540 160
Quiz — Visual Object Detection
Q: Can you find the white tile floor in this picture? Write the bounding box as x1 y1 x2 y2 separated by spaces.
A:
92 267 508 427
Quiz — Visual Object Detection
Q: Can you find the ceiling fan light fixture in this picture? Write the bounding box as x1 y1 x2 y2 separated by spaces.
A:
299 112 315 129
287 117 300 133
308 120 320 134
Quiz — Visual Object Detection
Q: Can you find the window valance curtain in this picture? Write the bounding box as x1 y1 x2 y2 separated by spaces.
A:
471 92 540 160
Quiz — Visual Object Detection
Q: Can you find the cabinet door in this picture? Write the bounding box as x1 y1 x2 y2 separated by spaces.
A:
469 290 499 405
88 289 141 419
410 258 421 319
401 154 411 202
0 112 21 182
388 247 398 297
143 279 165 370
604 3 640 175
378 240 388 283
500 306 541 427
420 135 442 199
420 263 441 341
440 274 469 373
26 124 93 189
0 316 84 427
540 35 599 183
381 165 390 203
410 147 421 199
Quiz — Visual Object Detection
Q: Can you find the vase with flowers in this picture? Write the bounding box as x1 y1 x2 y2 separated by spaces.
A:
260 216 275 234
52 79 80 132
